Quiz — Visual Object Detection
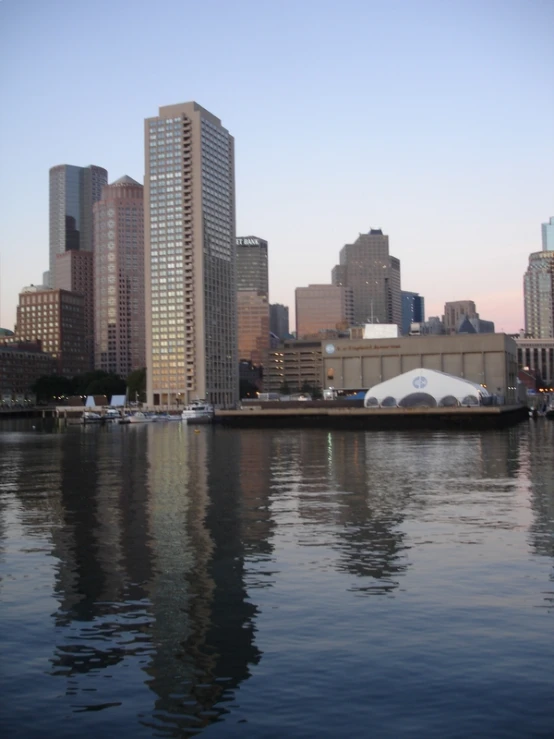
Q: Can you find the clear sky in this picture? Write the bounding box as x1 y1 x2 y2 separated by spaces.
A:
0 0 552 332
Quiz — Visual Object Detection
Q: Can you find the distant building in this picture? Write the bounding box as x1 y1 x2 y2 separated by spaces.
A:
236 236 269 369
55 250 94 369
542 216 554 252
524 251 554 339
270 304 289 339
401 291 425 335
515 337 554 386
49 164 107 286
0 341 55 403
443 300 494 334
94 175 145 378
296 284 354 339
237 291 270 365
410 316 445 335
15 286 87 377
236 236 268 293
332 229 402 329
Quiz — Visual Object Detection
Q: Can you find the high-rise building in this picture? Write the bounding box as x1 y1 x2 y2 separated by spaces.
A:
236 236 268 293
15 286 87 377
49 164 108 286
93 176 145 378
145 102 237 406
401 291 425 335
270 304 289 339
236 236 269 368
542 216 554 252
332 229 401 328
296 284 354 339
524 251 554 338
55 250 94 369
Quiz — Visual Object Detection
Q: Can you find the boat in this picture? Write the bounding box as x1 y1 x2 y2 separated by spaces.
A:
82 411 103 424
157 413 183 421
128 411 155 424
181 400 215 424
104 408 121 422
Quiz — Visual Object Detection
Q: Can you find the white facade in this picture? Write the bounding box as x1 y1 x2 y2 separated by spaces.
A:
362 324 399 339
145 103 237 407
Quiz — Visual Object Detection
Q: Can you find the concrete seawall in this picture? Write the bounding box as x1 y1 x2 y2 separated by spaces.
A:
216 405 529 430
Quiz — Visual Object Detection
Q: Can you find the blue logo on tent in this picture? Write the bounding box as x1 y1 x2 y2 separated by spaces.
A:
413 376 427 389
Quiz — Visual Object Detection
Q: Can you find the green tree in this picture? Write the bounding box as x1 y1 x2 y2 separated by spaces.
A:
279 381 291 395
127 367 146 403
31 375 74 402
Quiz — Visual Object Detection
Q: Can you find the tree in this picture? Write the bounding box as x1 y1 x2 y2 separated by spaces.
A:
279 381 291 395
31 375 74 402
240 378 258 399
127 368 146 403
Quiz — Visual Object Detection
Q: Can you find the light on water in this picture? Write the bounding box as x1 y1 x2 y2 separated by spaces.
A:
0 421 553 737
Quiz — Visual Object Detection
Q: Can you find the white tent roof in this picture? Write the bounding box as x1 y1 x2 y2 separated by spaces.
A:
364 368 490 408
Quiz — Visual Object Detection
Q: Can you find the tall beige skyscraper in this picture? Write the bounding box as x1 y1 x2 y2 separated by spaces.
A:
332 229 401 328
93 176 145 377
145 102 237 406
295 284 354 338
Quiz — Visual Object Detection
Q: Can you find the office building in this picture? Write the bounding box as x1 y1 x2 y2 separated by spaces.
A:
270 304 290 339
401 291 425 335
236 236 269 367
93 176 145 377
266 334 518 403
524 251 554 339
145 102 237 406
236 236 268 293
296 284 354 339
332 229 402 328
443 301 478 334
55 250 94 369
49 164 108 286
15 286 86 377
542 216 554 252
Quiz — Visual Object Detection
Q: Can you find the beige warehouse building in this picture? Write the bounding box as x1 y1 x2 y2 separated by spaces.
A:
266 333 518 403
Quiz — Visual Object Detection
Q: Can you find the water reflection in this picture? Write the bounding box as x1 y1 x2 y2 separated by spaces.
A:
2 421 554 738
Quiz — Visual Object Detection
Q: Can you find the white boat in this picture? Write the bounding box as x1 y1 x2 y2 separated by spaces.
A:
128 411 155 424
181 400 215 424
104 408 121 422
82 411 103 424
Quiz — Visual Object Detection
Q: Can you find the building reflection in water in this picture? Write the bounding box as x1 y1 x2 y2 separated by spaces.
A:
522 422 554 608
42 424 267 736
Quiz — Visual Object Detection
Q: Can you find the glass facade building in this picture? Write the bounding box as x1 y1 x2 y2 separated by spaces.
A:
542 217 554 252
145 102 237 406
401 291 425 335
49 164 108 286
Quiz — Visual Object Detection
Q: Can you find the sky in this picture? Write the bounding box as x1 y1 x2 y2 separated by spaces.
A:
0 0 552 333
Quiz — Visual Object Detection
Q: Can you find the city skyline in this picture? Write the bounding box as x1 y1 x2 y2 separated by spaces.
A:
0 0 553 333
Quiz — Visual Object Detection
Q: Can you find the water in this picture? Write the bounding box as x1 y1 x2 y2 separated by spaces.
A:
0 420 553 738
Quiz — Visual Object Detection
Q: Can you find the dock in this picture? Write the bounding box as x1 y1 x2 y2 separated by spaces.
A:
215 404 529 429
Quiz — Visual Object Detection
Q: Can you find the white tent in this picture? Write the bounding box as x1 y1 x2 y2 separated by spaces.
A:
364 368 490 409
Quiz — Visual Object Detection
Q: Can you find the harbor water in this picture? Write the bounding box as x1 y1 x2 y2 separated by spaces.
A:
1 420 553 737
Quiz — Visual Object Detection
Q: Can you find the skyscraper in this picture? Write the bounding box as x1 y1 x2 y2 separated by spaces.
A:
443 300 477 334
332 229 401 328
401 291 425 335
524 251 554 338
94 176 145 377
49 164 108 286
236 236 268 293
542 216 554 252
236 236 269 366
145 102 237 406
